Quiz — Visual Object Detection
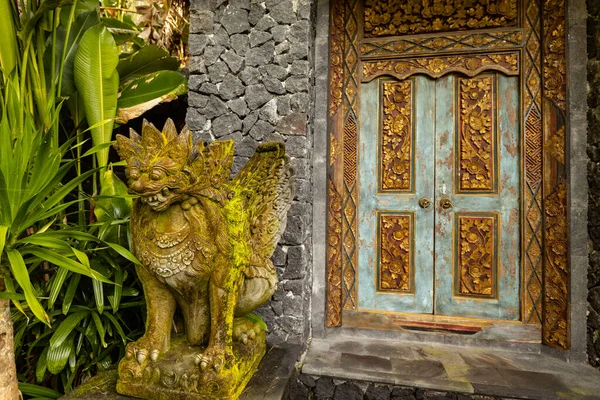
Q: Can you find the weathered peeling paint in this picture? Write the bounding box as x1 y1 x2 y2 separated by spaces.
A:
356 73 520 321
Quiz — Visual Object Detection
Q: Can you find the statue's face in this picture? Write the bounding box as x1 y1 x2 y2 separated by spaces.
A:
125 157 188 212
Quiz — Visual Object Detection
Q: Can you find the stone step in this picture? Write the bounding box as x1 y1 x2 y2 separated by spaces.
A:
299 338 600 400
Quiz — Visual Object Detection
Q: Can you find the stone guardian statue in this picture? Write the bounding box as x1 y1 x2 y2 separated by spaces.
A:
113 119 295 399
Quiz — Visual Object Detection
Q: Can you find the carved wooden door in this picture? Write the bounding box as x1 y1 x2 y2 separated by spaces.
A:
357 72 520 320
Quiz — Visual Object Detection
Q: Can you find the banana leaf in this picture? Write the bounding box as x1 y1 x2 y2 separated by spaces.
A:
117 45 179 83
59 0 99 27
116 70 187 124
19 0 75 41
74 23 119 169
51 10 100 96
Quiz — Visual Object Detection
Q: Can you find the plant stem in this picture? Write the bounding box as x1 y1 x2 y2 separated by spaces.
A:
0 276 20 400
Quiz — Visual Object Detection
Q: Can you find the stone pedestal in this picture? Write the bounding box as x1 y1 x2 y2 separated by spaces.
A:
60 343 301 400
116 334 265 400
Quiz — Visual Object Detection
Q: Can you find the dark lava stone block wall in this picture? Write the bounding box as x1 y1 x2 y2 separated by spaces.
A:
285 376 507 400
186 0 315 343
588 0 600 368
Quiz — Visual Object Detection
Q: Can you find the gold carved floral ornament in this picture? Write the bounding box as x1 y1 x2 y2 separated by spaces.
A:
458 76 495 192
363 0 518 38
360 30 523 59
362 52 519 83
381 80 413 191
379 214 412 292
457 215 496 297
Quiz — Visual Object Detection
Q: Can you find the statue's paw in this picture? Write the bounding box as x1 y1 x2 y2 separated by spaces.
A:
125 338 164 366
194 346 233 373
233 317 264 345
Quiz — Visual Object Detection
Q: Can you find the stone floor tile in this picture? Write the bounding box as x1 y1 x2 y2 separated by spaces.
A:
459 352 520 370
341 353 393 372
461 367 510 386
391 359 449 380
302 337 600 400
495 368 569 393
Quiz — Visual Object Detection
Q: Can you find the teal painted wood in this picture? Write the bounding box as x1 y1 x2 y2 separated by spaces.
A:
433 74 520 320
357 76 435 314
357 73 520 321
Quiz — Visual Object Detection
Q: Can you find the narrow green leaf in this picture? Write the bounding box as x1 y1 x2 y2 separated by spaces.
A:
0 171 12 226
49 311 88 349
18 383 60 399
0 0 17 74
48 268 69 309
37 218 56 234
103 312 127 345
16 236 72 251
27 397 57 400
112 267 123 311
6 250 50 325
71 247 91 268
0 291 26 300
47 332 75 374
36 347 49 382
24 248 111 283
3 275 26 316
19 0 75 41
33 230 99 242
106 242 140 265
91 311 107 347
82 141 115 158
62 273 80 314
0 225 7 263
18 168 96 232
92 278 104 314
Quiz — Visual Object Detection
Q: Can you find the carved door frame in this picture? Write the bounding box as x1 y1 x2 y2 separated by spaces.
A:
325 0 569 349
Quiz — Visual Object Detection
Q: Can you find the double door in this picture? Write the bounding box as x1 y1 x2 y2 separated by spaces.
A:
357 73 520 320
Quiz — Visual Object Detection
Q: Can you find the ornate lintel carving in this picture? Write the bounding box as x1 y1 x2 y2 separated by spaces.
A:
362 52 519 83
363 0 518 38
361 29 524 59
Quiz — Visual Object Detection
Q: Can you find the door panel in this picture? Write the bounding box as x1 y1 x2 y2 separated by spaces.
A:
357 72 520 321
434 74 520 320
358 76 435 314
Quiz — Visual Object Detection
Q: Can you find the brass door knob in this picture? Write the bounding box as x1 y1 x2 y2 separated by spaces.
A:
418 198 431 209
440 198 453 210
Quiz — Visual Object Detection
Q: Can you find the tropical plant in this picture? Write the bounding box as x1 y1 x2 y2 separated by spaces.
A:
0 0 188 396
102 0 190 66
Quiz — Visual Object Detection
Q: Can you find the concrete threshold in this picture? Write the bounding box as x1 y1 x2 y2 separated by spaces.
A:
301 337 600 399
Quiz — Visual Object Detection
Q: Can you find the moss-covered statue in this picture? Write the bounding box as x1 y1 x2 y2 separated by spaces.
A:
113 119 294 399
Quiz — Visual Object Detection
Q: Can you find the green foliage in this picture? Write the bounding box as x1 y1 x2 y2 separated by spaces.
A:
0 0 187 395
74 24 120 168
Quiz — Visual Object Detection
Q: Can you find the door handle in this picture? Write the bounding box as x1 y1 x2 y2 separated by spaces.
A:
418 198 431 209
440 198 453 210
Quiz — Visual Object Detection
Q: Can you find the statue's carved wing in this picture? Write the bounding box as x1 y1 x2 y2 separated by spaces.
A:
229 143 295 269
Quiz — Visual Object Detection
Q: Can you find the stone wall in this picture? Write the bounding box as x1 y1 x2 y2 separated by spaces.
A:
186 0 315 343
286 376 508 400
588 0 600 368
